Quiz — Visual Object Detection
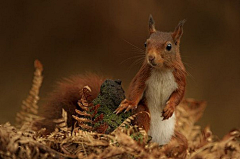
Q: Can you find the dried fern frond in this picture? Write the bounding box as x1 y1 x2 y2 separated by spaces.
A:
15 60 43 128
53 109 70 132
77 86 93 111
0 123 74 159
73 86 108 133
188 128 240 158
45 128 112 157
176 99 207 147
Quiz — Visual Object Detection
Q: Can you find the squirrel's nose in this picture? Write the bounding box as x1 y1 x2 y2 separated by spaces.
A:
148 55 156 66
148 55 155 61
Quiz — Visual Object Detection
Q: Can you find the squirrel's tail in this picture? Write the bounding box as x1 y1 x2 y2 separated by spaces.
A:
33 73 107 134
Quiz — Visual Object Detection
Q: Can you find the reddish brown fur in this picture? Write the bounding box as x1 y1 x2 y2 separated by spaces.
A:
127 61 152 103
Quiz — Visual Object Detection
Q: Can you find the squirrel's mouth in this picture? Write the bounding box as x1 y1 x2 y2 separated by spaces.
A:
147 59 164 68
148 60 157 67
147 54 165 68
148 61 168 70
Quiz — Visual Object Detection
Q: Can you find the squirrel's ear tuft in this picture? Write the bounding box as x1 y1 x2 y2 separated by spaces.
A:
149 14 156 34
172 19 186 45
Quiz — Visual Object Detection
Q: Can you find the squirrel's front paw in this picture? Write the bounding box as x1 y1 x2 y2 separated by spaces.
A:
114 99 137 114
162 103 175 120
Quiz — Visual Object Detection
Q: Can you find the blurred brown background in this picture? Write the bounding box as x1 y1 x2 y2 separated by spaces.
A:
0 0 239 137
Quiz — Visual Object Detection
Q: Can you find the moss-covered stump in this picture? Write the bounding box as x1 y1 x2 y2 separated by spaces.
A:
92 79 131 133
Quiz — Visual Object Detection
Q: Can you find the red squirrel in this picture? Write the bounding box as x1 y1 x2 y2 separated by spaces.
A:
36 16 186 146
115 15 186 145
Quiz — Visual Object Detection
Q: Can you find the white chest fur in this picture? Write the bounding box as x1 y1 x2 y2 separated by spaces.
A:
145 69 178 145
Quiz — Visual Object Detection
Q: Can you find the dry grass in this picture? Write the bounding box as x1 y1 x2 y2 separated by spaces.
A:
0 60 239 159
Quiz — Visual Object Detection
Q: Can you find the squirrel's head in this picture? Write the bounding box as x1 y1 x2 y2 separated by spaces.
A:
145 15 186 69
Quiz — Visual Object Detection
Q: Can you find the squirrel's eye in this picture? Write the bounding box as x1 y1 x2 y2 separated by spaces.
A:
166 44 172 51
144 42 147 48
